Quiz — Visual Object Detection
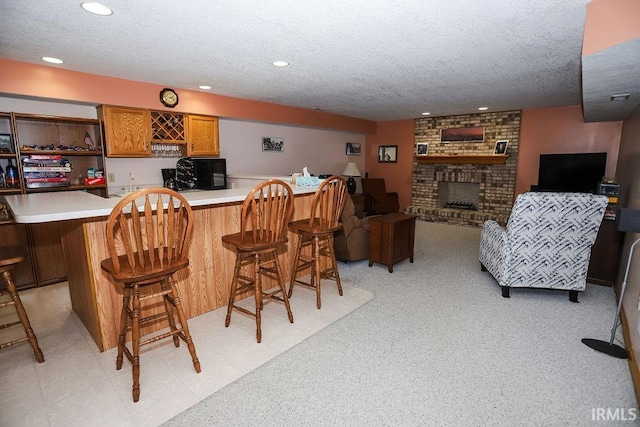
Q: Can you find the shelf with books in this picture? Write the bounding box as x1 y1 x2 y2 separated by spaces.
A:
11 113 107 197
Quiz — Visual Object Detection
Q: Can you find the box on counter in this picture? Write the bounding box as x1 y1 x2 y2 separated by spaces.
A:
84 176 106 186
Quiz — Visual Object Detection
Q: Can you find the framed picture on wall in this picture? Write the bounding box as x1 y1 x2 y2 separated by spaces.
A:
346 142 361 156
378 145 398 163
440 126 484 142
416 143 428 155
494 140 508 155
262 137 284 152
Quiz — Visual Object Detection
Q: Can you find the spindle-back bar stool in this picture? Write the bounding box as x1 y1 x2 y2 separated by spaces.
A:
0 245 44 363
100 188 200 402
222 179 295 343
288 176 348 309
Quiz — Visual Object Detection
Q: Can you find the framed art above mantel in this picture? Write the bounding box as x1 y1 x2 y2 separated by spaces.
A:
440 126 484 142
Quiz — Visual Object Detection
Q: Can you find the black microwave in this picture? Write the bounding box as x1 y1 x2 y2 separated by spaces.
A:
194 158 227 190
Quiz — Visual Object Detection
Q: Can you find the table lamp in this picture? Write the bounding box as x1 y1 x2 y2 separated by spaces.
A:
342 162 361 194
582 208 640 359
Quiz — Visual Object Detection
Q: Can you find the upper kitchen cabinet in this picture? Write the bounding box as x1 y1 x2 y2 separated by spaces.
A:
99 105 151 157
187 114 219 157
100 105 219 158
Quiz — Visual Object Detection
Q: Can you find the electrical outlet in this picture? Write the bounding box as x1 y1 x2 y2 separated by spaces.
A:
108 173 115 183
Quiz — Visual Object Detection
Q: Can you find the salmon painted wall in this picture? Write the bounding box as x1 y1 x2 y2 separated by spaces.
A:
364 119 414 210
0 58 376 135
516 105 622 196
583 0 640 56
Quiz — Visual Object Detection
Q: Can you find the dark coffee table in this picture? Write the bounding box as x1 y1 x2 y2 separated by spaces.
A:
368 213 416 273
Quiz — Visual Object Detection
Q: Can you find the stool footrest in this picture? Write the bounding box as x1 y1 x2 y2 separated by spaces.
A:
0 320 22 330
0 336 29 349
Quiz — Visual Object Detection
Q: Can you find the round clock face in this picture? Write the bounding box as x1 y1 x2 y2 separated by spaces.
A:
160 88 178 108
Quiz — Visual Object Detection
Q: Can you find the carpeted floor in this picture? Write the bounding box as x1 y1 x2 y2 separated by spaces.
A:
165 220 637 426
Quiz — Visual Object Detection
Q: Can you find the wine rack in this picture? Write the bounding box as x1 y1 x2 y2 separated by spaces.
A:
150 111 185 142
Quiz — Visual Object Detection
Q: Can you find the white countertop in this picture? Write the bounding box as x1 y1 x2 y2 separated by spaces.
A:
4 184 317 224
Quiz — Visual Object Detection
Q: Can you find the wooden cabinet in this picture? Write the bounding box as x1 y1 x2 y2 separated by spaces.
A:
187 114 219 156
588 219 622 286
369 213 417 273
99 105 151 157
100 105 220 158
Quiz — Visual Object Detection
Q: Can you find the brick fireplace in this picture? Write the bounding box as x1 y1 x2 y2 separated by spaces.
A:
405 111 521 227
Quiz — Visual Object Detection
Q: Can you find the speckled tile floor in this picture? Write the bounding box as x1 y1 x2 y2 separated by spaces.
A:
0 280 373 427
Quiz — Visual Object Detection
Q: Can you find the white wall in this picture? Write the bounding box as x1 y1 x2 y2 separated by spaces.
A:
0 97 366 194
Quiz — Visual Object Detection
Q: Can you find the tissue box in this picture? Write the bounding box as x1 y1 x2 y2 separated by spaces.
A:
295 176 320 186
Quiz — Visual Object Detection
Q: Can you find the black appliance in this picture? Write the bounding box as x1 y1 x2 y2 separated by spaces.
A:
174 157 227 191
537 152 607 194
162 168 177 190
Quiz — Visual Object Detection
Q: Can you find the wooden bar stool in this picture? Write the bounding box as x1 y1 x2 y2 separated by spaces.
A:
288 176 348 309
0 245 44 363
100 188 200 402
222 180 294 343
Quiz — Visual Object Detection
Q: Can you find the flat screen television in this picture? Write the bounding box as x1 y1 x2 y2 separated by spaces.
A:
537 152 606 194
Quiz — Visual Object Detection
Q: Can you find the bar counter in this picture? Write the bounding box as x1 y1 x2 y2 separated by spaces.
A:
4 185 317 351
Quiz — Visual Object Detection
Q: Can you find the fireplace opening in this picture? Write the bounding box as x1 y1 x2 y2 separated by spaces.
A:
444 201 477 210
438 182 480 211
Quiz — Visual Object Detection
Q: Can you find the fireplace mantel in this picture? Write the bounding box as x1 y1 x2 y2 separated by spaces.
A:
415 155 508 165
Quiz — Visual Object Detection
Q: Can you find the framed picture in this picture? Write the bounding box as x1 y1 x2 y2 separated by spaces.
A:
440 126 484 142
378 145 397 163
0 134 12 153
494 140 508 155
416 143 428 155
346 142 361 156
262 137 284 152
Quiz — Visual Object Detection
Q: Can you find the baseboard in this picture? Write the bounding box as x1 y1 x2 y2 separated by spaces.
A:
620 305 640 406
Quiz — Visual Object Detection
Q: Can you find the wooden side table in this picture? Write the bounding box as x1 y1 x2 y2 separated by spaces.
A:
368 213 417 273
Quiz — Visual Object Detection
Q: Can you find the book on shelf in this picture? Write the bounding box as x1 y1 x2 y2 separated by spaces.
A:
24 154 63 160
26 181 71 188
23 166 72 172
25 177 71 183
23 171 68 178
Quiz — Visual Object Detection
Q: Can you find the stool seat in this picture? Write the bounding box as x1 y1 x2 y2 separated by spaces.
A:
0 245 44 363
288 218 342 235
222 231 288 253
0 245 26 268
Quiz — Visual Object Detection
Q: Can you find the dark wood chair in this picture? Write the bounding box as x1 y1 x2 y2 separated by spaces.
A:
289 176 348 309
100 188 200 402
0 246 44 363
222 179 295 343
361 178 399 215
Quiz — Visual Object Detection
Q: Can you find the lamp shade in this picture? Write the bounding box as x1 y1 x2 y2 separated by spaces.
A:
342 162 361 177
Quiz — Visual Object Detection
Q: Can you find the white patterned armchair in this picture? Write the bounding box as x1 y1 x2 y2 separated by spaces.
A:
479 192 608 302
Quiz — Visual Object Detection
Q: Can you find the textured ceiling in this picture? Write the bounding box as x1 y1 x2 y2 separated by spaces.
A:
0 0 630 122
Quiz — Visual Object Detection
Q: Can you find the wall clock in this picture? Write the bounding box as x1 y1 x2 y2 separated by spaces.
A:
160 88 179 108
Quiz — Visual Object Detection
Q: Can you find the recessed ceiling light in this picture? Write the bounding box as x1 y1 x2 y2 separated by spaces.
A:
199 85 212 90
80 2 113 16
610 93 630 101
272 61 289 67
42 57 64 64
421 112 431 116
478 107 489 111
